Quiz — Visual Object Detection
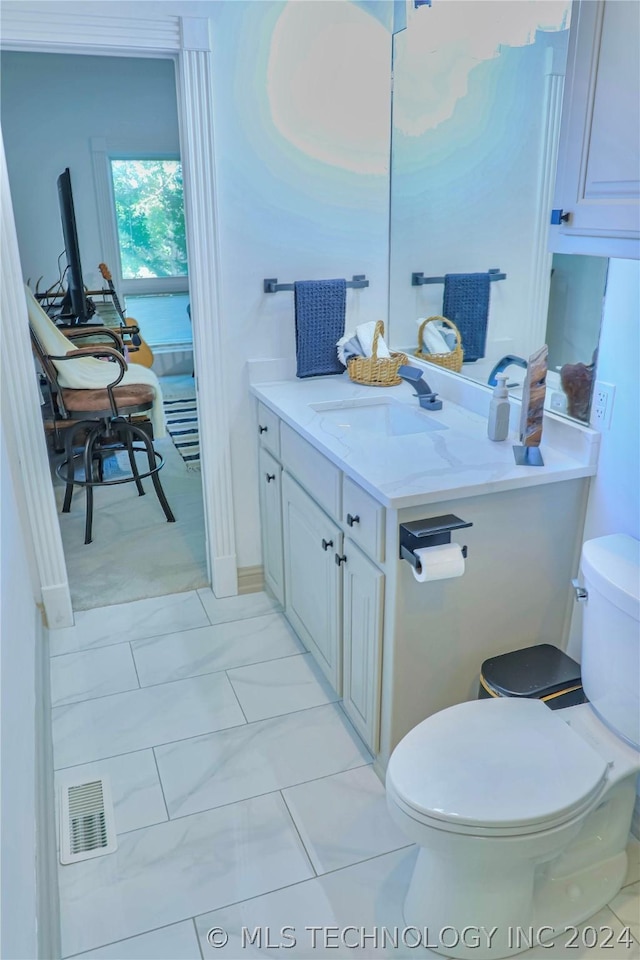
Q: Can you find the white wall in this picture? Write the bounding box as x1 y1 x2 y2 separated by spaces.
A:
206 0 392 565
1 52 180 293
580 258 640 830
1 0 393 569
566 258 640 669
0 425 57 959
584 259 640 542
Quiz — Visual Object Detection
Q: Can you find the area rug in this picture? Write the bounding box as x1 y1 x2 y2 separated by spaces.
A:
163 396 200 466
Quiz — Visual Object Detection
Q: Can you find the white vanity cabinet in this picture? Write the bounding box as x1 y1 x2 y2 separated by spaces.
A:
257 410 386 750
254 385 594 770
550 0 640 258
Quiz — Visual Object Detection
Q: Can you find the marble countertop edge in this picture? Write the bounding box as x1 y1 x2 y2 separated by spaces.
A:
250 376 597 510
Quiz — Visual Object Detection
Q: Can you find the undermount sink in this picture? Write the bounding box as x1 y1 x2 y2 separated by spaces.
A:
310 398 447 436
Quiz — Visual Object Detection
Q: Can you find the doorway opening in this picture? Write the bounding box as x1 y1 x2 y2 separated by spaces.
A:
1 50 207 609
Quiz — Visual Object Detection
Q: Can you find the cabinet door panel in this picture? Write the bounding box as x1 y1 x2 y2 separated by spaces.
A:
258 447 284 605
551 0 640 256
342 540 384 752
282 472 342 694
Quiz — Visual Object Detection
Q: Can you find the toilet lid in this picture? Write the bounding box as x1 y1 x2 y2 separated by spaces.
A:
387 698 609 833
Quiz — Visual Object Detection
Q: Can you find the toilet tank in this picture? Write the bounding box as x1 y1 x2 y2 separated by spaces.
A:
580 534 640 749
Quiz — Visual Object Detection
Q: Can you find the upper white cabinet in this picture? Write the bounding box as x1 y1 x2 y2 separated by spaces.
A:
550 0 640 258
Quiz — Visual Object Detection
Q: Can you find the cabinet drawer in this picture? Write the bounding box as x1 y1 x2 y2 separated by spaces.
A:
342 477 385 563
280 423 341 519
257 402 280 458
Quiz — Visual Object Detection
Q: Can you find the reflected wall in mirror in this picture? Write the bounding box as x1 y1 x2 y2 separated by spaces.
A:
388 0 607 424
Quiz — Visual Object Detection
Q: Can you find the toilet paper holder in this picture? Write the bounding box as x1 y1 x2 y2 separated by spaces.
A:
399 514 472 572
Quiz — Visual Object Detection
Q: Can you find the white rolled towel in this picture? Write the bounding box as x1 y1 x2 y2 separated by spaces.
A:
417 318 452 355
356 321 391 359
337 332 364 366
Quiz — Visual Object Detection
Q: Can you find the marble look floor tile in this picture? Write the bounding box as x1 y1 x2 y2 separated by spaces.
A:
522 906 639 958
67 919 202 959
282 766 410 874
53 672 245 768
155 703 371 818
59 793 314 958
197 587 281 625
50 644 139 707
608 881 640 944
55 751 167 838
227 653 339 722
49 591 210 656
195 847 432 958
131 613 304 687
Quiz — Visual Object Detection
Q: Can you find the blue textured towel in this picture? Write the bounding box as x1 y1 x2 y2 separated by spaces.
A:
442 273 491 362
294 279 347 378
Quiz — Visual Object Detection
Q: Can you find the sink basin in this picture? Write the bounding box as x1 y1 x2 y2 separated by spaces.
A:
310 398 446 436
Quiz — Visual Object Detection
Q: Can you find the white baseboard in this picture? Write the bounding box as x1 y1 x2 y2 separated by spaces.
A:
211 554 239 598
35 616 61 960
237 565 264 595
41 584 74 629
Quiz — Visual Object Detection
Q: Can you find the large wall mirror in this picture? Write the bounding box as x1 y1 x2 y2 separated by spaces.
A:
387 0 608 424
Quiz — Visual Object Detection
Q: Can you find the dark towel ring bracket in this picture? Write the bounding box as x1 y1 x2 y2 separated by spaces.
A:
412 268 506 286
264 275 369 294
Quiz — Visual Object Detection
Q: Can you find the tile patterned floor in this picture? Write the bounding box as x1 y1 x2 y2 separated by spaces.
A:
51 590 640 960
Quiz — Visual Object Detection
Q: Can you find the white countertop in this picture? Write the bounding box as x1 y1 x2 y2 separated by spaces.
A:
250 373 598 510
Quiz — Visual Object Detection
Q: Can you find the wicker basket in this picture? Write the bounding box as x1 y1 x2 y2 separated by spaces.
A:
414 316 463 372
347 321 409 387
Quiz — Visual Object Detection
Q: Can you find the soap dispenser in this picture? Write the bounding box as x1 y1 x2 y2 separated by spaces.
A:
487 373 510 441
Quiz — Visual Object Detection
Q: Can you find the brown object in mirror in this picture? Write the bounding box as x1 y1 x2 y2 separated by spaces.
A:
560 359 595 423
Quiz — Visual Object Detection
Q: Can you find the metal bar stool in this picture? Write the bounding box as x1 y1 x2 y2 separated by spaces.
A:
32 334 175 544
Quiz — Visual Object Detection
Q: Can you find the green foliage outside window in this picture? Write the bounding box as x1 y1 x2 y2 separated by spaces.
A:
111 159 188 280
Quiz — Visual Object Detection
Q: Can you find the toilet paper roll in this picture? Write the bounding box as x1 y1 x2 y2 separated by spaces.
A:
411 542 465 582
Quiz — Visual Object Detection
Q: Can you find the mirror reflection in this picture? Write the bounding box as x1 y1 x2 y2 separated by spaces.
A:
388 0 607 424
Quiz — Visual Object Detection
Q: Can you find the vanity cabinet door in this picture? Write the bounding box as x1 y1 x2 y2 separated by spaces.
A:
282 472 343 695
342 539 384 753
550 0 640 258
258 447 284 606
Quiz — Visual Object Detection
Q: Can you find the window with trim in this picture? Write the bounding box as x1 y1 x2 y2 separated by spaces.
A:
110 158 188 292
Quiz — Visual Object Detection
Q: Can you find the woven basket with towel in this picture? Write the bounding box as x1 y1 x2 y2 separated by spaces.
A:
414 316 463 372
348 321 408 387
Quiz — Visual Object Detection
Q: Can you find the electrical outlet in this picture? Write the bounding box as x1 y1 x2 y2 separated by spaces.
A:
592 380 616 430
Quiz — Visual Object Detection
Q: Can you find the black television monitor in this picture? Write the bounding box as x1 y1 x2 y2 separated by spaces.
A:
57 167 90 324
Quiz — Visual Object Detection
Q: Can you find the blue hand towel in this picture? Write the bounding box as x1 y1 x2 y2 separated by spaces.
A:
294 279 346 378
442 273 491 362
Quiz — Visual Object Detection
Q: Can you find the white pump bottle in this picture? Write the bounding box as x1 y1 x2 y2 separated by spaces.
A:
487 373 510 441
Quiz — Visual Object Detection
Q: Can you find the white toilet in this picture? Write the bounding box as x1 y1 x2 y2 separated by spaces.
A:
386 534 640 959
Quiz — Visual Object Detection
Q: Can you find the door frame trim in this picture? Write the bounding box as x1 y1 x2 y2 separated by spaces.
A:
1 9 238 624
